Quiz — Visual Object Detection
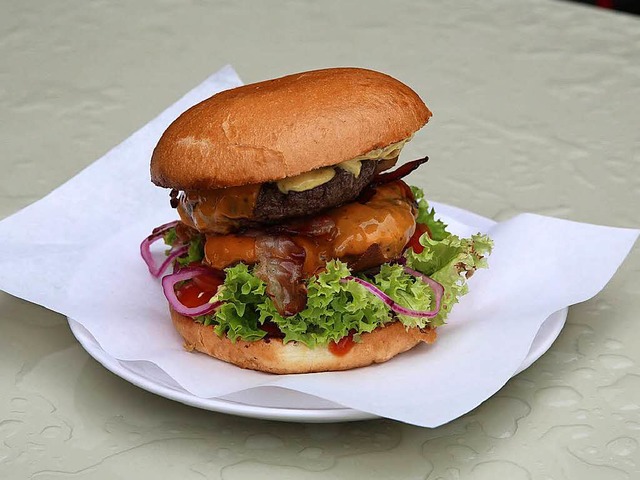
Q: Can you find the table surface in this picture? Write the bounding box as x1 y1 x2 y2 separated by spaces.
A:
1 1 639 478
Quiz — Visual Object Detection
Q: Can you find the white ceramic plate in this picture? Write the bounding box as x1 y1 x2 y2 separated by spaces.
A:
68 307 568 423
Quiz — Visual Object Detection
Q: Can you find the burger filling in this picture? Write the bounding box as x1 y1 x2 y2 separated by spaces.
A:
145 155 493 350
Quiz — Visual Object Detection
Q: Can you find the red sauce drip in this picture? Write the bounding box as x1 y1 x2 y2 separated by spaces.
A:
328 332 355 356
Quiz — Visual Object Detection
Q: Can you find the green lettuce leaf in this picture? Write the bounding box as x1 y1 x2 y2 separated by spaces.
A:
177 235 204 266
372 263 439 328
163 227 205 266
202 263 270 342
200 257 462 347
405 232 493 326
163 227 177 246
202 261 392 347
407 186 493 324
411 185 449 241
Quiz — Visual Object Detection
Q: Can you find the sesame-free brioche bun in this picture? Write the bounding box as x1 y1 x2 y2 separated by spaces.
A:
151 68 432 190
170 307 437 374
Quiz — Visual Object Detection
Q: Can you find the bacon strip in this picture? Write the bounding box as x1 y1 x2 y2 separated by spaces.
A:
345 243 386 272
358 156 428 204
254 236 308 316
174 222 201 244
371 155 429 185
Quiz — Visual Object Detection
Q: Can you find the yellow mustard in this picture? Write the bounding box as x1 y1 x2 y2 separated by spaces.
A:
337 158 362 177
276 167 336 193
275 137 411 194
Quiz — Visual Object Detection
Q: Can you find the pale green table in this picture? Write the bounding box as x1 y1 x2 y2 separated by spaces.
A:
1 1 639 478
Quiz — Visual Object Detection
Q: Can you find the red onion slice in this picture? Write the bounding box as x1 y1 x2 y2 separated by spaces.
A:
151 220 180 235
402 266 445 307
140 220 182 277
342 270 443 318
154 245 188 277
161 266 223 317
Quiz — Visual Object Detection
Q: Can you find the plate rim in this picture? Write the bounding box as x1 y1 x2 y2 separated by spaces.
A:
67 307 568 423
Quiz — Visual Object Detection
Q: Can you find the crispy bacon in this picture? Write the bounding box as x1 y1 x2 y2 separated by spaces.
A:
174 222 201 244
374 157 399 175
345 243 387 272
372 155 429 185
254 236 308 316
358 156 428 204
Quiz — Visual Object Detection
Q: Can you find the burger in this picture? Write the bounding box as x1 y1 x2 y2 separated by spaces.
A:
140 68 492 374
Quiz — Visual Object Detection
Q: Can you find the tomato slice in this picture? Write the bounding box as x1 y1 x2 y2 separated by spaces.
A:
176 271 224 309
176 282 211 308
192 270 225 292
406 223 432 254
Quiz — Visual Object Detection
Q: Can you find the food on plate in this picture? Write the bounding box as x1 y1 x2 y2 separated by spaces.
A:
141 68 493 374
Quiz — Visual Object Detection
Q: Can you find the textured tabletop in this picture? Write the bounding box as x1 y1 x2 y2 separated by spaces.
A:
1 1 639 478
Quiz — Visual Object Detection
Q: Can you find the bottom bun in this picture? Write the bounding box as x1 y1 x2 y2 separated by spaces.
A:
170 307 437 374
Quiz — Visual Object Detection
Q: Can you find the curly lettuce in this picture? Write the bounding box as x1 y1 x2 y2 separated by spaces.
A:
411 185 449 241
164 227 205 266
202 260 439 347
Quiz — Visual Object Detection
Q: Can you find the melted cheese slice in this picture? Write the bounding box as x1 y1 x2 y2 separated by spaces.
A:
177 184 260 234
204 181 416 276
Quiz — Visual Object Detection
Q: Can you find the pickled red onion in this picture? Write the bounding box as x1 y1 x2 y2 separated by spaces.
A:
161 266 223 317
402 266 445 307
140 221 183 277
154 245 188 277
151 220 180 235
342 270 443 318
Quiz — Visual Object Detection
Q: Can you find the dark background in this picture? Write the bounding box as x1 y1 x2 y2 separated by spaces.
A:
567 0 640 14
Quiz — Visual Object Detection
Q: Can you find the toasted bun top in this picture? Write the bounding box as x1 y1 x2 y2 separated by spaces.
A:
151 68 432 190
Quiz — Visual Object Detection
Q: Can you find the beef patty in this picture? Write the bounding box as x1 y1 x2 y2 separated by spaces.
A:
177 160 381 234
253 160 377 223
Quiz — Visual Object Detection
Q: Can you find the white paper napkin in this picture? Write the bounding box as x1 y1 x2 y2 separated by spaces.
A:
1 65 637 427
